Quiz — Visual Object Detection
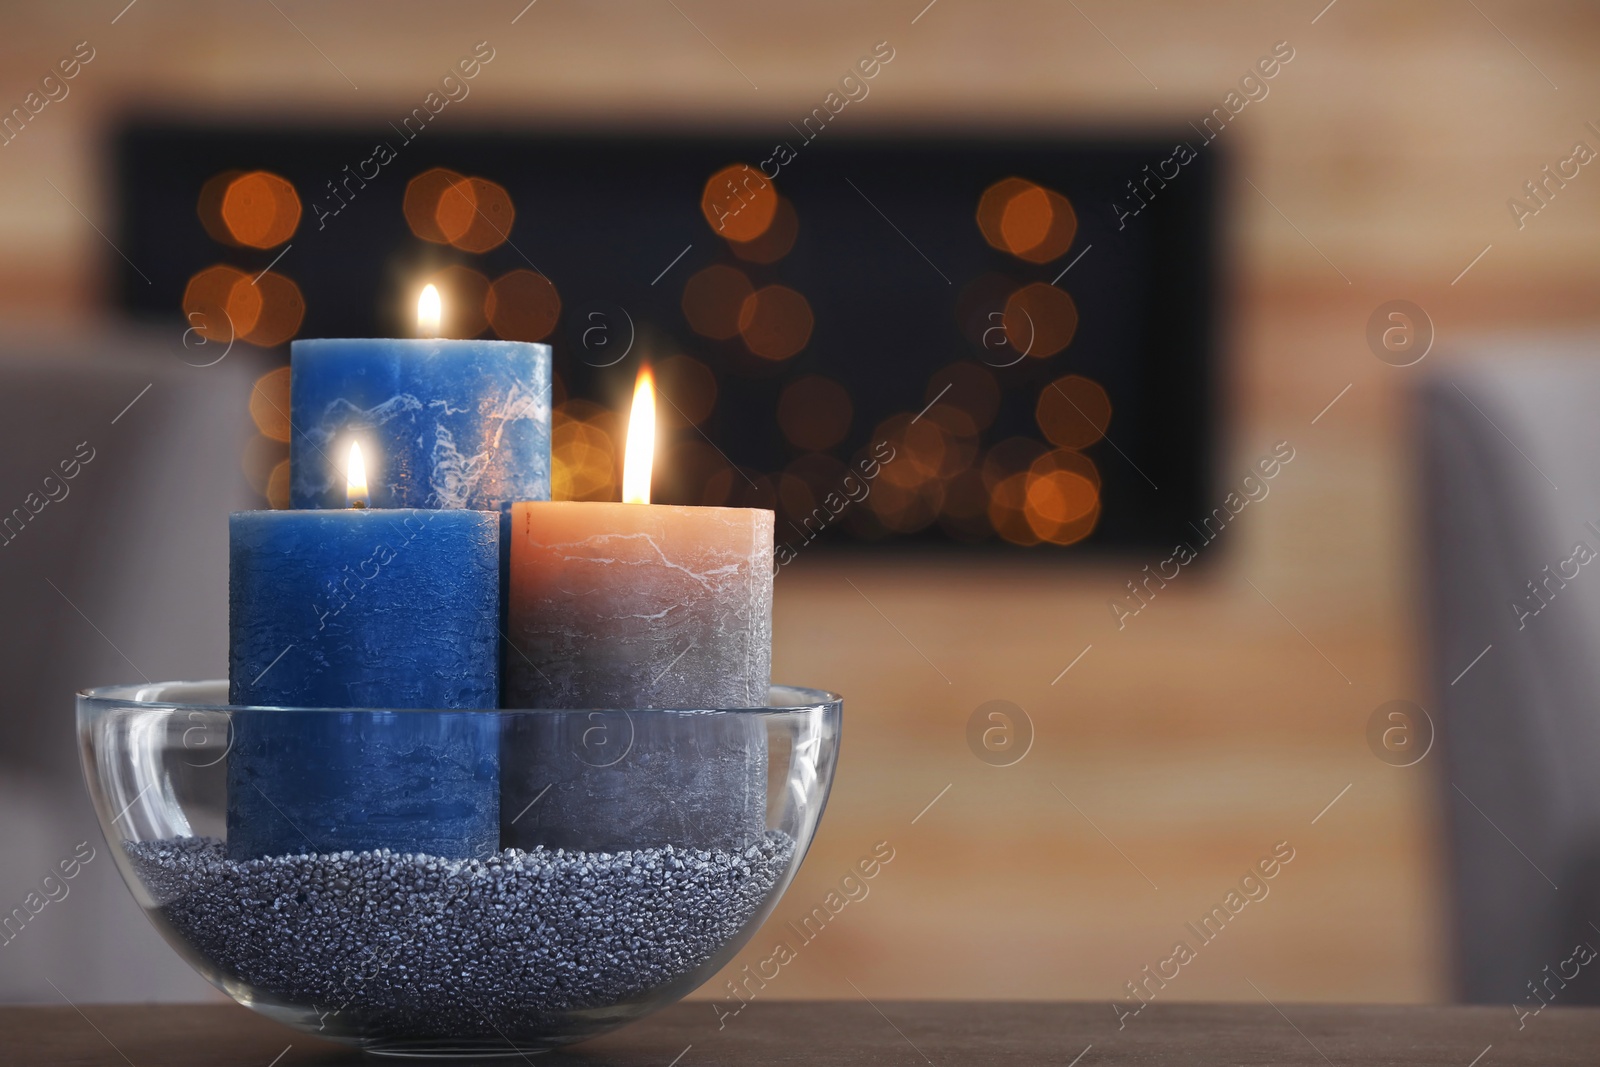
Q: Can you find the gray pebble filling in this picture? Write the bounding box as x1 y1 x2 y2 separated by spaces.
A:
125 833 794 1039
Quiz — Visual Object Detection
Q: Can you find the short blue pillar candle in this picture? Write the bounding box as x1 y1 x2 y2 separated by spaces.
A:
227 508 500 860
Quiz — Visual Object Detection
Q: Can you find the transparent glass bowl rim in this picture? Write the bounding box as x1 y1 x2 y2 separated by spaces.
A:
77 680 841 717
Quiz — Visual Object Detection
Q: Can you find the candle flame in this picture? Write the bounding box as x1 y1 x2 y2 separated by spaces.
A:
346 441 369 508
418 283 442 339
622 367 656 505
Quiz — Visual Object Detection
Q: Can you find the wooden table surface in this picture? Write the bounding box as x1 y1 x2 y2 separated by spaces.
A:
5 1000 1597 1065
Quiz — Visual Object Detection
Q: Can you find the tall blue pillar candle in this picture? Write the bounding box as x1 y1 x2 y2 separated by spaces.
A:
287 338 551 512
227 508 500 861
287 335 552 699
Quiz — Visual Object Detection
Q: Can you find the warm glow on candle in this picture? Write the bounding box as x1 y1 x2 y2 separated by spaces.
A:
622 368 656 505
346 441 369 508
418 283 442 339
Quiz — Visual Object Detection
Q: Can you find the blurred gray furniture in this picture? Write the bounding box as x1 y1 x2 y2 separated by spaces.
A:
0 328 263 1002
1421 343 1600 1003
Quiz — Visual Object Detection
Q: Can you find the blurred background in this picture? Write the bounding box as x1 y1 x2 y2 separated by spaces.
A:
3 0 1599 1012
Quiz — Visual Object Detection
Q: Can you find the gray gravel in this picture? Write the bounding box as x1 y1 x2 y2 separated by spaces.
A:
125 833 793 1040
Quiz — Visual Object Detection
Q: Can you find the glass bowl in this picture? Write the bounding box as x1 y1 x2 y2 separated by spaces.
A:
77 681 841 1058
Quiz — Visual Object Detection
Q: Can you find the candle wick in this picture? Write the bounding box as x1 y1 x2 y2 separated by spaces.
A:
350 500 367 510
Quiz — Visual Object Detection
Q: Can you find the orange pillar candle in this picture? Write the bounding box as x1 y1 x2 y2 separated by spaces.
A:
502 369 773 852
504 501 772 706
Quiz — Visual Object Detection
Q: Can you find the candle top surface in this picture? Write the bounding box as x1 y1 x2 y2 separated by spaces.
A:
230 507 500 520
514 500 774 516
292 338 552 353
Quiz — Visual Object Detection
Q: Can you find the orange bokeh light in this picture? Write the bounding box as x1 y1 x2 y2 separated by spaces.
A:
404 167 465 243
221 172 300 249
874 411 972 492
975 178 1031 250
778 375 853 451
883 421 942 489
861 414 952 535
729 196 798 264
1024 469 1100 545
977 177 1077 263
486 269 561 342
682 264 753 340
1003 282 1078 359
1030 448 1102 489
866 475 943 535
436 176 515 253
197 172 240 246
243 271 306 347
999 185 1054 259
989 472 1041 546
981 443 1103 546
198 171 300 249
265 459 292 510
1036 375 1112 449
738 285 813 360
184 265 304 348
701 164 778 243
249 367 293 442
183 265 253 342
243 434 287 495
551 400 618 502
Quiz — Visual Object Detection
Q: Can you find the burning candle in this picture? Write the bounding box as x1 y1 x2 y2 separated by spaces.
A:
226 439 502 860
288 286 553 697
287 285 552 512
502 368 773 852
